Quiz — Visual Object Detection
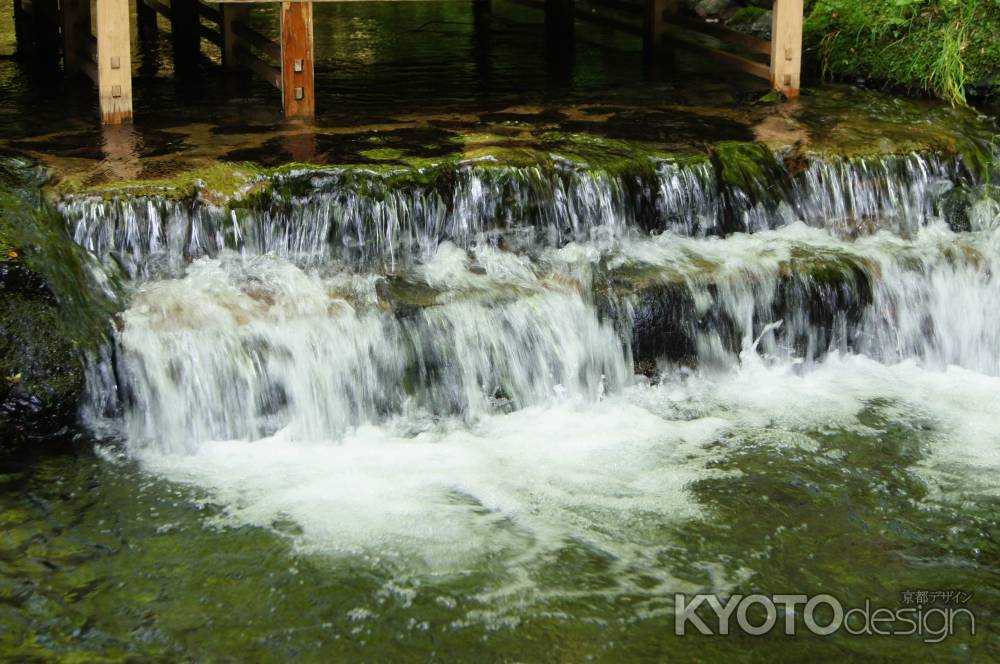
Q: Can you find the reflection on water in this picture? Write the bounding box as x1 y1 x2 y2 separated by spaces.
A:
0 0 987 192
0 0 756 168
0 2 987 197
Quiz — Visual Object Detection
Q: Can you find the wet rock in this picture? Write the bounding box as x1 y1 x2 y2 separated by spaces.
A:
597 253 876 373
0 284 83 443
0 160 107 448
619 281 699 366
938 186 974 233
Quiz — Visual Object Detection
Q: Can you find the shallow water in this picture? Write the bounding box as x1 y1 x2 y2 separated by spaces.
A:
9 213 989 660
4 356 999 661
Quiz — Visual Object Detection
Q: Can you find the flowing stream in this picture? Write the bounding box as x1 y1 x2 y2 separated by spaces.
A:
4 147 1000 661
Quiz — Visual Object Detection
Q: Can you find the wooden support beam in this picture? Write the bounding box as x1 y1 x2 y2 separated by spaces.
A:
279 1 314 118
197 1 221 24
221 4 247 69
471 0 491 87
33 0 62 67
232 18 280 62
672 29 770 79
643 0 671 60
137 0 157 37
199 23 222 47
666 13 769 55
585 0 639 14
78 49 98 83
544 0 573 81
221 4 249 68
544 0 573 47
770 0 802 97
96 0 133 124
171 0 201 73
577 7 639 36
61 0 91 75
13 0 30 56
146 0 172 19
235 42 279 87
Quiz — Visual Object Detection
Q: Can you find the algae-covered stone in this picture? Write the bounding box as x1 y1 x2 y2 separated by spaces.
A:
0 270 83 442
0 158 118 446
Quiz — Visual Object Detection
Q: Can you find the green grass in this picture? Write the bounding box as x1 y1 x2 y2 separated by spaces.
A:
805 0 1000 105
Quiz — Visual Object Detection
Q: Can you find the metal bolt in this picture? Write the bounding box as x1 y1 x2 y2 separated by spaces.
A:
294 87 304 101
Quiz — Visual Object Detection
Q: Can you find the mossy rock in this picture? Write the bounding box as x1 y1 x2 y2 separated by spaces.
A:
0 292 83 440
939 185 975 233
0 157 116 447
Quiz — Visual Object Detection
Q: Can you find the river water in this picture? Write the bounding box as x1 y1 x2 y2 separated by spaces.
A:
1 2 1000 663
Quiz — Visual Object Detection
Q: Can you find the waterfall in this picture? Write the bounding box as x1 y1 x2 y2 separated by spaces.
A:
62 151 966 279
68 148 1000 455
102 251 627 451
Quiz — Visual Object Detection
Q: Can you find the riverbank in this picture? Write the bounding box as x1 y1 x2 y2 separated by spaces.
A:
804 0 1000 106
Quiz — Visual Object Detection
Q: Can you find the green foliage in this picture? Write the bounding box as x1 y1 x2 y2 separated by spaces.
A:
805 0 1000 105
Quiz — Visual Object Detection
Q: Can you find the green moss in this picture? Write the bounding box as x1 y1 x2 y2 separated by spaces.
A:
784 245 876 285
711 141 787 205
0 158 121 443
359 147 406 161
0 293 83 429
1 162 120 346
538 131 679 171
449 133 508 145
51 162 267 206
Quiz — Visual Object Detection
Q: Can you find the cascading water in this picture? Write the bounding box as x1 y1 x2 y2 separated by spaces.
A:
62 151 968 277
68 147 1000 585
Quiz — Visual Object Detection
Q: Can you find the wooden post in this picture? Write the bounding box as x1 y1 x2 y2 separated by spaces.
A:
62 0 91 76
770 0 803 97
544 0 573 47
643 0 677 62
544 0 573 82
222 3 249 70
171 0 201 74
280 1 314 119
96 0 133 124
472 0 491 88
34 0 62 68
13 0 30 56
136 0 157 39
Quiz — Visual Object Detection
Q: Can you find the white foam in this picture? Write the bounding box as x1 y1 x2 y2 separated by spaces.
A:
138 396 728 574
101 222 1000 603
